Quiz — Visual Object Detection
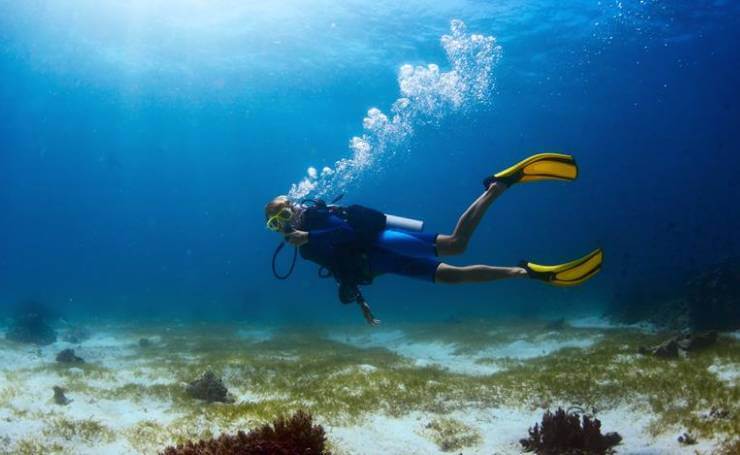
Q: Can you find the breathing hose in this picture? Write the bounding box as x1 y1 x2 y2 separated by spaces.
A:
272 242 297 280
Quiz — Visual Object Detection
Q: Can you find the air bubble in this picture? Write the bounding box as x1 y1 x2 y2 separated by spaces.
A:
289 20 501 200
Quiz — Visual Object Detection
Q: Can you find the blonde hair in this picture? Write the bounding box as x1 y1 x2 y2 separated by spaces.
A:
265 195 291 220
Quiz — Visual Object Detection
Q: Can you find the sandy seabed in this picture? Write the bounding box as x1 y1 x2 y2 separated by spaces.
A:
0 317 738 454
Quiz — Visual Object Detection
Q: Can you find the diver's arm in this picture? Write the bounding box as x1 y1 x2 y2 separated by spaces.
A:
357 295 381 326
285 226 355 247
307 225 357 245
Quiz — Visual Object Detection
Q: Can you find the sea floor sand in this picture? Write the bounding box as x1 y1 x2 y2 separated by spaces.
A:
0 318 737 454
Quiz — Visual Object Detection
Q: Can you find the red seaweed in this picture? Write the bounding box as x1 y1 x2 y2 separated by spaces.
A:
161 410 329 455
520 408 621 455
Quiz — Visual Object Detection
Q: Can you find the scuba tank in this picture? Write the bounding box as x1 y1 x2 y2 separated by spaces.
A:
321 194 426 233
385 214 424 232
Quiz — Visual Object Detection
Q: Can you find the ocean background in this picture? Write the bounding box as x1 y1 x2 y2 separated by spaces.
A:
1 0 739 325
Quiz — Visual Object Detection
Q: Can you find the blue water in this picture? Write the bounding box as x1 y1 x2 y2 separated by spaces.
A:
1 1 738 324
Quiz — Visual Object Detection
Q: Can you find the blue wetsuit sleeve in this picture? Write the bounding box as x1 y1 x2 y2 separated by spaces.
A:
307 216 356 246
309 225 356 245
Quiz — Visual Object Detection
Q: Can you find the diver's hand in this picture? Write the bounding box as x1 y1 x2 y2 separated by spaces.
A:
285 230 309 247
359 301 381 326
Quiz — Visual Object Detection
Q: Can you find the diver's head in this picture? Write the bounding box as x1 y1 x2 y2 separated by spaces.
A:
265 195 295 233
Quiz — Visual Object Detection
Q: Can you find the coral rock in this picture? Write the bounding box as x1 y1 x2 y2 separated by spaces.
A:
186 370 234 403
52 386 71 405
639 331 718 359
651 337 680 359
5 313 57 346
677 331 717 351
677 432 696 445
606 286 690 331
160 410 329 455
700 406 732 421
686 259 740 331
520 407 622 454
56 348 84 363
544 318 567 331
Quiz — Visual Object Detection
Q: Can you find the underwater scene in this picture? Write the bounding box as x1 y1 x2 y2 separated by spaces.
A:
1 1 739 454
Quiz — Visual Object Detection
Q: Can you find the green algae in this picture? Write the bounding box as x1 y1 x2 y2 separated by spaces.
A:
74 325 740 439
43 416 115 444
125 420 179 454
403 320 532 355
2 321 737 452
715 437 740 454
486 331 740 437
0 383 18 406
424 417 482 452
100 382 189 404
35 360 114 378
401 319 603 355
1 439 66 455
26 361 116 396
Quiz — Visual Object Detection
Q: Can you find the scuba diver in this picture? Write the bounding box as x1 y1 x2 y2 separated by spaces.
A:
266 153 603 325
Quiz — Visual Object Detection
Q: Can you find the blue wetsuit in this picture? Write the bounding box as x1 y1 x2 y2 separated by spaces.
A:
306 215 441 282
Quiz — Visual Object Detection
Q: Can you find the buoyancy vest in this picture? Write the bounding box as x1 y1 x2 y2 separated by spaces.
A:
279 199 388 304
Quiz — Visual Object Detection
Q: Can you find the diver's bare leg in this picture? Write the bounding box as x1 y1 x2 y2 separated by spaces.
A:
436 182 507 256
435 263 527 284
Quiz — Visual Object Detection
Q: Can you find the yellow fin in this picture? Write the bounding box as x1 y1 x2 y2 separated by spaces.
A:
525 249 603 287
493 153 578 185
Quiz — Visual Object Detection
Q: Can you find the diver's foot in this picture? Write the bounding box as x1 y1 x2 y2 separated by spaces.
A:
519 261 549 282
484 179 509 194
483 173 516 190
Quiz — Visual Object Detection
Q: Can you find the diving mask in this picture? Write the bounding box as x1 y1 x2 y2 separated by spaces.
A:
266 207 293 232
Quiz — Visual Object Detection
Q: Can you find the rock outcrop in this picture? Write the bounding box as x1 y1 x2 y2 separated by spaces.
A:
185 370 234 403
686 259 740 331
52 386 71 405
56 348 84 363
5 313 57 346
638 331 718 359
